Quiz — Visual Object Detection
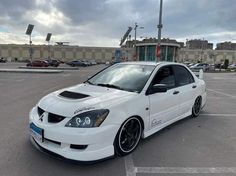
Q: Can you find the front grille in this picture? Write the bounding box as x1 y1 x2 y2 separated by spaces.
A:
38 107 45 116
48 113 66 123
59 91 89 99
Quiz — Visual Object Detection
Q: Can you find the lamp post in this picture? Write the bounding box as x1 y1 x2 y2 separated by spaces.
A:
46 33 52 60
25 24 34 62
134 22 144 60
200 38 205 62
156 0 163 62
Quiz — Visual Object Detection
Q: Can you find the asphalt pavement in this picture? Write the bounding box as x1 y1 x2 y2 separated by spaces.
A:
0 64 236 176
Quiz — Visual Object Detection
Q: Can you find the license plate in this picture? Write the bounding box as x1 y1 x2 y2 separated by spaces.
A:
30 123 44 142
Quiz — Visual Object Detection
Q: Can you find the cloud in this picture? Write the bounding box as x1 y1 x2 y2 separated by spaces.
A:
0 0 235 46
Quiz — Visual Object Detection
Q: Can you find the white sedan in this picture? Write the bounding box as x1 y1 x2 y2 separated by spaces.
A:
29 62 206 162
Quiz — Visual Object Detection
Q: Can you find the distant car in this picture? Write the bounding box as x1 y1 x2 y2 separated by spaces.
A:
183 62 191 66
214 63 222 69
190 63 210 71
90 60 97 65
26 60 49 67
46 59 60 67
209 64 215 71
66 60 86 67
0 58 7 63
110 60 122 65
228 64 236 70
88 60 97 65
186 63 195 67
81 60 91 66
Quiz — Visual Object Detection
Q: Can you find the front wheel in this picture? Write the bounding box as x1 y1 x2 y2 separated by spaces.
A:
114 117 142 156
192 96 202 117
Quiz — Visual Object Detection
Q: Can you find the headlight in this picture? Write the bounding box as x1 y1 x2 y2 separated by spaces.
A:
65 109 109 128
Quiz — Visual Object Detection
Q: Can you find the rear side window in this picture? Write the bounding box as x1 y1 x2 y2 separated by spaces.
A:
173 65 194 86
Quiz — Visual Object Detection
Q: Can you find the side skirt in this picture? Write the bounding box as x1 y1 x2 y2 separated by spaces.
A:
143 110 192 138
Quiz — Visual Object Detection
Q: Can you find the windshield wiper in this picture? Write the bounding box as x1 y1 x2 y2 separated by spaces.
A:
84 80 94 85
96 83 123 90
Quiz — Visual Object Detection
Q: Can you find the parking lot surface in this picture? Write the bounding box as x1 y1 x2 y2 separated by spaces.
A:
0 65 236 176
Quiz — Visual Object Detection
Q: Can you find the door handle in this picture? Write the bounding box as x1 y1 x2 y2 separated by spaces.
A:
173 90 179 95
192 85 197 89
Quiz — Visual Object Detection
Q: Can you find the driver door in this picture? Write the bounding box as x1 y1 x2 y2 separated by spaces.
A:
147 65 180 129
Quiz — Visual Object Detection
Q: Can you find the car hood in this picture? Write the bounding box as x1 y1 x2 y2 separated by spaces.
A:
38 83 137 117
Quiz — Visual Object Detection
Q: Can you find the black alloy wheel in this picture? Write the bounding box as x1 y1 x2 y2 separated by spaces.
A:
115 117 142 156
192 96 202 117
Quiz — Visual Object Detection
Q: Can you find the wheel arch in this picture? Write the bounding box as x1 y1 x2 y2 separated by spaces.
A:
113 115 144 156
113 115 145 144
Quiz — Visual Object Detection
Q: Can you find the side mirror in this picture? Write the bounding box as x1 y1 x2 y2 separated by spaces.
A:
147 84 167 95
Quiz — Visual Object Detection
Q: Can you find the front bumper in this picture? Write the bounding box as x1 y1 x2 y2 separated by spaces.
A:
29 107 120 161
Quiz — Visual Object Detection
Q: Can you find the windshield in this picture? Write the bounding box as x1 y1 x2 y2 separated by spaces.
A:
87 64 155 93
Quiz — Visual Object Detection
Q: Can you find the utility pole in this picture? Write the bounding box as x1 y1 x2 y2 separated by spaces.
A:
201 38 204 62
46 33 52 60
29 35 32 62
157 0 163 62
134 22 144 60
25 24 34 62
134 22 138 59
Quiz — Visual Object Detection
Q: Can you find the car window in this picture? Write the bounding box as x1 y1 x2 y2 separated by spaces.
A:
173 65 194 86
152 66 175 89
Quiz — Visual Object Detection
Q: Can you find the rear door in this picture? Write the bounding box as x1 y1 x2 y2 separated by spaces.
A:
172 65 197 116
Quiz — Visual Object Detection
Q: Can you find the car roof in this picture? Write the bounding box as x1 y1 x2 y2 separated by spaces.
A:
118 61 184 67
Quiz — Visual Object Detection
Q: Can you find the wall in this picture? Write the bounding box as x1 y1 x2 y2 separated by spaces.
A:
0 44 130 63
179 49 236 64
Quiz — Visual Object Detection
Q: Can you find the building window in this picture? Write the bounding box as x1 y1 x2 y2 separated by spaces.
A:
139 46 145 61
146 46 155 61
167 46 174 61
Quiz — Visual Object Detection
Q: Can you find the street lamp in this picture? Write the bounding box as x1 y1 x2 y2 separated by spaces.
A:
46 33 52 60
25 24 34 62
156 0 163 62
134 22 144 59
201 38 204 62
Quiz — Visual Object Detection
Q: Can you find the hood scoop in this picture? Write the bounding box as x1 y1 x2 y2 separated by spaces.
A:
59 91 90 99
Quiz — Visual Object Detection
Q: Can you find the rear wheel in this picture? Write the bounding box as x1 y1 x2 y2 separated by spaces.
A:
192 96 202 117
114 117 142 156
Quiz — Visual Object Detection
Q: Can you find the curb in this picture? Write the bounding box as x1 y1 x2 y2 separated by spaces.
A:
0 69 63 73
19 66 79 70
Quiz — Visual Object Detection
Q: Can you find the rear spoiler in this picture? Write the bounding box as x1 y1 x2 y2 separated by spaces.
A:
193 69 204 79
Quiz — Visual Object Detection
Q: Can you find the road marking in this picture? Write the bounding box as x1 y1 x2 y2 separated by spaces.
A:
62 73 71 77
16 79 25 82
124 154 136 176
207 96 235 99
207 88 236 99
43 86 60 94
213 88 236 91
213 77 236 80
136 167 236 174
124 155 236 175
201 113 236 117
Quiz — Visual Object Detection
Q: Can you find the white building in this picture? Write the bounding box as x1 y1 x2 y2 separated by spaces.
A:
0 44 134 63
179 48 236 64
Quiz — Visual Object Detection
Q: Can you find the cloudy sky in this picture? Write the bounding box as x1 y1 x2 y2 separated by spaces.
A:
0 0 235 47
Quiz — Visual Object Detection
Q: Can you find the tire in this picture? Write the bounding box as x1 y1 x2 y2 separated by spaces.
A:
114 117 142 156
192 96 202 117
